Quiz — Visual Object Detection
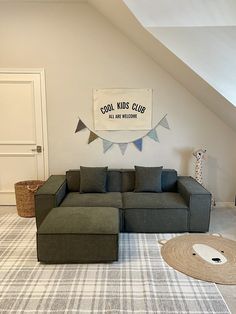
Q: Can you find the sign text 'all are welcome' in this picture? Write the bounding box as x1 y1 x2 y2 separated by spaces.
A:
94 89 152 130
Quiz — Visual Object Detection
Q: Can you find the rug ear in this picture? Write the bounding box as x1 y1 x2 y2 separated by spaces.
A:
211 233 222 237
158 239 168 246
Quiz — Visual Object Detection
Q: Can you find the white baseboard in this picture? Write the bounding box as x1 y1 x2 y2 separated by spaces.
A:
214 202 235 208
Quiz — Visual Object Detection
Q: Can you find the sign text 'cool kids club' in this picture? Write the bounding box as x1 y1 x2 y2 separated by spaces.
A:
94 89 152 131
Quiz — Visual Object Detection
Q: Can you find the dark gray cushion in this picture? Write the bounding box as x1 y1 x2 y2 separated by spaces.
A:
66 169 122 192
121 169 177 192
80 166 107 193
123 192 188 209
162 169 177 192
107 170 122 192
121 170 135 192
135 166 163 192
38 207 119 234
66 170 80 192
60 192 122 208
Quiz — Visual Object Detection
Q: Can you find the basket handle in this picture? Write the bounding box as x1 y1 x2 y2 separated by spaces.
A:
26 185 40 193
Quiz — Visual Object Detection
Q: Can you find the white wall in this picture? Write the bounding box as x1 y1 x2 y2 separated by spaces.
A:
0 2 235 202
149 26 236 106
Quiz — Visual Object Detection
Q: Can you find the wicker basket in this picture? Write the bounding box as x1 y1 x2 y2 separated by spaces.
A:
15 180 44 218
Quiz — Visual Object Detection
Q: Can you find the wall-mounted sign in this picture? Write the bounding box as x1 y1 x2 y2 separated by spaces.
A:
93 88 152 130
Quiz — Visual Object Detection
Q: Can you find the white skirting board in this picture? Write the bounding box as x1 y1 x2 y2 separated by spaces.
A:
214 202 235 208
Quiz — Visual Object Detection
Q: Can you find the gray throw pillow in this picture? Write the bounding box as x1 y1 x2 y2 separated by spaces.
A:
80 166 108 193
134 166 163 192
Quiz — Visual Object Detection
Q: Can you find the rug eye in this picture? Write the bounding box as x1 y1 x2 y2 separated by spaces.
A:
221 250 224 253
192 253 196 256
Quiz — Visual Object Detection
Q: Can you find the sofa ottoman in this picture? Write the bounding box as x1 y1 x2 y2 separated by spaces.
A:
37 206 119 263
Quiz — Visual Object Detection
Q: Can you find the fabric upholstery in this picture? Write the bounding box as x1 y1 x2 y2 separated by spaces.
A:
66 169 122 192
178 176 212 232
66 170 80 192
35 175 67 228
161 169 177 192
80 166 107 193
60 192 122 208
35 171 211 235
37 206 119 263
124 208 188 233
121 170 135 192
121 169 177 192
123 192 188 209
66 168 177 193
134 166 163 192
37 234 118 263
107 170 122 192
38 207 119 234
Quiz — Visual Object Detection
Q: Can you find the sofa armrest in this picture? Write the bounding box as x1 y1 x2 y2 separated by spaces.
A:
177 176 212 232
35 175 67 228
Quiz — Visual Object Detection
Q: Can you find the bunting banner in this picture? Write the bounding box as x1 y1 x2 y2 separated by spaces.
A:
75 114 170 154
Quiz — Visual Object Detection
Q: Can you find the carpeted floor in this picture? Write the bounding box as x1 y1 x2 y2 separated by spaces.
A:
0 213 230 313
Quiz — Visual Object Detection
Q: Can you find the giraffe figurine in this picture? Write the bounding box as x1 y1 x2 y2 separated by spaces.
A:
193 149 215 206
193 149 206 185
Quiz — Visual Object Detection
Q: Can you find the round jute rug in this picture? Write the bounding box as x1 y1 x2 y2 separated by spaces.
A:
159 234 236 285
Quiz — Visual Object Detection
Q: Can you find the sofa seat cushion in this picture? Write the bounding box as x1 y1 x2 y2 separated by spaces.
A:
123 192 188 209
38 207 119 234
60 192 122 208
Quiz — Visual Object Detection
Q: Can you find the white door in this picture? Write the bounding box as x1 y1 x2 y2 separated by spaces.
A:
0 69 48 205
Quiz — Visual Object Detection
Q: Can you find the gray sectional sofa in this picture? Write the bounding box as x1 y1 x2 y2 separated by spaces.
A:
35 168 212 263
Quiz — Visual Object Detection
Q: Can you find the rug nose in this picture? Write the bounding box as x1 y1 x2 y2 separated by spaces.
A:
212 257 221 263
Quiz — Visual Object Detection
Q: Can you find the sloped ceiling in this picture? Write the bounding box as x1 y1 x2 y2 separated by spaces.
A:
89 0 236 132
124 0 236 105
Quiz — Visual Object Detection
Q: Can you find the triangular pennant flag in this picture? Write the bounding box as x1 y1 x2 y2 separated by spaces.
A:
75 119 86 133
159 115 170 129
133 138 143 151
147 129 159 142
103 140 113 153
88 131 99 144
119 143 128 155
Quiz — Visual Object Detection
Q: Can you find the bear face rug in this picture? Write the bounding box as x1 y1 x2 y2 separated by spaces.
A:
159 234 236 285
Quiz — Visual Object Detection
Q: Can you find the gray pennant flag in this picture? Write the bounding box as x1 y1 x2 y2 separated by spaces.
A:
159 115 170 129
103 140 113 153
119 143 128 155
88 131 99 144
75 119 86 133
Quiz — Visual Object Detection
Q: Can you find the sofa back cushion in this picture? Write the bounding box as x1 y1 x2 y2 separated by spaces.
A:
134 166 163 192
66 168 177 192
161 169 178 192
66 169 122 192
121 169 177 192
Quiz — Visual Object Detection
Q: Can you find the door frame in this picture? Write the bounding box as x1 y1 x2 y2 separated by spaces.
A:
0 68 49 179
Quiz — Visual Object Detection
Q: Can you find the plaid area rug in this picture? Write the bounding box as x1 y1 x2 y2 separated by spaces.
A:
0 213 230 314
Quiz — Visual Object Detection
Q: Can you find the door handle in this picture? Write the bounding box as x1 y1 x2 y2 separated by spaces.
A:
31 145 42 153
